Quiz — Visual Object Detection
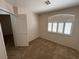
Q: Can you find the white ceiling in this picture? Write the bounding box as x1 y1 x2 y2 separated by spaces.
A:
6 0 79 13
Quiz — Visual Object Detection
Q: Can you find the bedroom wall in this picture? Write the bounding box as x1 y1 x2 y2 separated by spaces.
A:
39 6 79 51
18 7 39 44
27 13 39 42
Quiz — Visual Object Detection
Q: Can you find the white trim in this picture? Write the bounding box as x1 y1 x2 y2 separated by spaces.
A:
0 9 15 15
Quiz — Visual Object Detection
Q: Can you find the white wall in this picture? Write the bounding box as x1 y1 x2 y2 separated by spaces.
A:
26 12 39 42
0 24 7 59
4 6 39 46
11 14 29 46
39 6 79 51
18 7 39 43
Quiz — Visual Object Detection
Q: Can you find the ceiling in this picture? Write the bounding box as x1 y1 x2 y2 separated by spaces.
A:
6 0 79 13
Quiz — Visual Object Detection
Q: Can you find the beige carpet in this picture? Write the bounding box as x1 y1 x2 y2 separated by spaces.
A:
7 38 79 59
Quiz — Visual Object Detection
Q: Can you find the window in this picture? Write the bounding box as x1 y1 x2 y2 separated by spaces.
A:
48 22 72 35
52 22 57 32
64 23 72 35
58 23 64 33
48 22 52 32
48 14 75 35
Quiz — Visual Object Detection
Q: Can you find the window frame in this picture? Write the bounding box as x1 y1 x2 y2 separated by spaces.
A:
48 14 75 36
47 22 73 36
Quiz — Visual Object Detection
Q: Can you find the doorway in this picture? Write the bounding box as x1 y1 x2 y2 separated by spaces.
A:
0 14 15 49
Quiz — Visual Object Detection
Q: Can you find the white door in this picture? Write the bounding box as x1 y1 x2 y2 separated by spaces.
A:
0 24 7 59
10 14 28 46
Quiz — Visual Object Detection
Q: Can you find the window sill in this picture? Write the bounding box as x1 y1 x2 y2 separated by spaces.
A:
48 31 72 37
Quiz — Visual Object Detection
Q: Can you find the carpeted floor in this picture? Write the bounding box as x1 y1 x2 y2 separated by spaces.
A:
7 38 79 59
